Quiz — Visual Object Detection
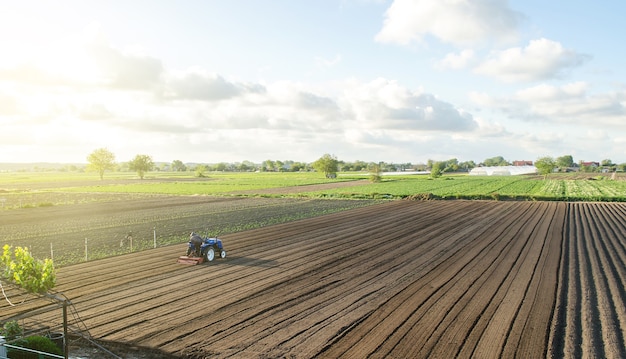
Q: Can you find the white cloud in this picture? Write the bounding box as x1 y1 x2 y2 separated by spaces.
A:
515 81 588 102
342 78 477 131
586 129 609 141
470 82 626 127
468 91 499 108
473 38 590 82
436 49 475 70
514 83 626 124
87 36 164 90
1 47 482 162
165 69 249 101
375 0 522 46
472 116 507 137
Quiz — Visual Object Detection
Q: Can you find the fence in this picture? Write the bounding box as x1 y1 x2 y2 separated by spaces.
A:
46 227 165 264
85 226 156 261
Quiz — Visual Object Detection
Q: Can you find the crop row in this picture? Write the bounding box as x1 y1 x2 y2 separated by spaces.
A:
306 176 626 201
1 197 379 266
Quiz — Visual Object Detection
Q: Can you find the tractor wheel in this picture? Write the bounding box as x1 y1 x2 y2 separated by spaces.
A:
205 247 215 262
220 250 226 259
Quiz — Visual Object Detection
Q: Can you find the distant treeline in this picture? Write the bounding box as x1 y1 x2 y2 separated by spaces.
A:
3 154 624 173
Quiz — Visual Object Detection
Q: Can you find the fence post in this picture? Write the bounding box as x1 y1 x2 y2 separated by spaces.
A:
84 238 88 262
63 300 69 359
0 335 6 358
153 227 157 248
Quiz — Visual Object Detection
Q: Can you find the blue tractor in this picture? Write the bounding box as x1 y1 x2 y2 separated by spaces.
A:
178 233 227 265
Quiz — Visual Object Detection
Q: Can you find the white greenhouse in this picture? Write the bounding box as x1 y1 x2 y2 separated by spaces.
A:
469 165 537 176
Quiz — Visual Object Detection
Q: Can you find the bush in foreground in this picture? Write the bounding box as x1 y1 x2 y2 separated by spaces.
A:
8 335 63 359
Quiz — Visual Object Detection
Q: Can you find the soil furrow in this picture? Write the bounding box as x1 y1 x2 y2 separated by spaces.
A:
7 199 626 358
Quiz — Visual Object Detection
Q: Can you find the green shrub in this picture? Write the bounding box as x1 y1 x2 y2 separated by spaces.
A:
8 335 63 359
1 245 56 293
1 320 23 341
369 173 382 183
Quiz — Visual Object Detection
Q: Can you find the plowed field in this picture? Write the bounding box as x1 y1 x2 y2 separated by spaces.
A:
3 199 626 358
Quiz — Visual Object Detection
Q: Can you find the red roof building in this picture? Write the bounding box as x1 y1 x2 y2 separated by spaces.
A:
513 160 533 166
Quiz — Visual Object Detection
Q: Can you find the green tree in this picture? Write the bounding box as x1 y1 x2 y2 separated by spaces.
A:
535 156 556 179
237 160 256 172
601 159 613 167
287 161 307 172
369 163 382 183
86 148 116 180
195 164 208 177
128 154 154 179
312 154 339 178
353 160 368 171
430 162 444 178
483 156 509 166
441 158 459 172
556 155 574 169
2 245 55 294
171 160 187 172
214 162 227 171
261 160 275 172
459 160 476 172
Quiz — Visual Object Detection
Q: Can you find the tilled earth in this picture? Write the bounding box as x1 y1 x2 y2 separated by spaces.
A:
1 195 376 265
3 199 626 358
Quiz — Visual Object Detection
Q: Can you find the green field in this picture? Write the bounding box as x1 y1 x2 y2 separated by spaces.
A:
1 171 626 206
311 174 626 201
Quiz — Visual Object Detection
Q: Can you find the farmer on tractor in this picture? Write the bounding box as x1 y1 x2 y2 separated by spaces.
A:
188 232 203 256
177 231 227 264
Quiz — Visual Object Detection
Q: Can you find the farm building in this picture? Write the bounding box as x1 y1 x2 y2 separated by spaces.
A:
469 165 537 176
513 160 533 166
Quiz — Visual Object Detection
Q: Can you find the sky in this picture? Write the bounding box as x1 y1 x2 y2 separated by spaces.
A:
1 0 625 165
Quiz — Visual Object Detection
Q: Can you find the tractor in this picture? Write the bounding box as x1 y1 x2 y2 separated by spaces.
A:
177 235 226 265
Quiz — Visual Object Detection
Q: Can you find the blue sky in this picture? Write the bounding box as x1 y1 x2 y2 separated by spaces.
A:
1 0 625 165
